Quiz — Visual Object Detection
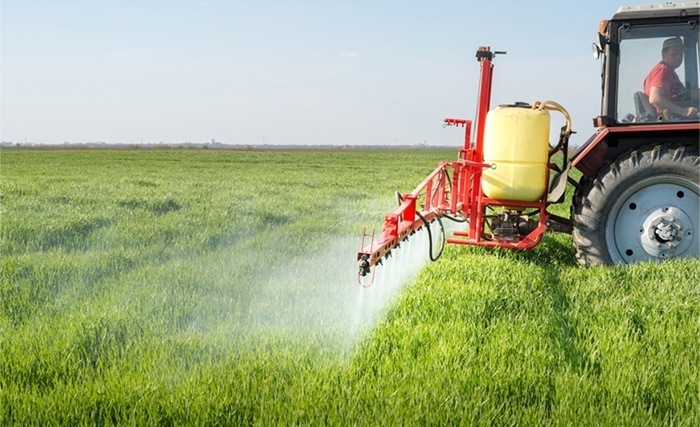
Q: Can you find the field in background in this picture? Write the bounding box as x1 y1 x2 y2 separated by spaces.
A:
1 149 698 426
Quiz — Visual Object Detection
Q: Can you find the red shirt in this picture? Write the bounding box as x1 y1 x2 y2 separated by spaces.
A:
644 61 686 114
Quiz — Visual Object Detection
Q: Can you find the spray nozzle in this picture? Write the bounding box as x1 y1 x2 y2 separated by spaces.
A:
358 254 371 277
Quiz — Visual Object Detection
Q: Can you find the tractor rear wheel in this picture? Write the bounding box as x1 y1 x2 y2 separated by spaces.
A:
572 144 699 266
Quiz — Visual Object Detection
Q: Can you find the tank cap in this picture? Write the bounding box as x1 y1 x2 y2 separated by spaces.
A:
499 101 531 108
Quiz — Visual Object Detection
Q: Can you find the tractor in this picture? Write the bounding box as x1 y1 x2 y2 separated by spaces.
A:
357 2 699 284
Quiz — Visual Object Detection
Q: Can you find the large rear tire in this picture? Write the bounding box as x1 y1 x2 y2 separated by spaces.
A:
572 144 699 266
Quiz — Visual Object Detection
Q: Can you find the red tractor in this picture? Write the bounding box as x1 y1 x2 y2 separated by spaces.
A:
358 3 699 283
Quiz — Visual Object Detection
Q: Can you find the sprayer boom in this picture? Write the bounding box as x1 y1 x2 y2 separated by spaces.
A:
357 163 451 277
356 46 575 285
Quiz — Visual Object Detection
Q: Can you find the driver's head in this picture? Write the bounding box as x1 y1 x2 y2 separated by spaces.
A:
662 37 685 69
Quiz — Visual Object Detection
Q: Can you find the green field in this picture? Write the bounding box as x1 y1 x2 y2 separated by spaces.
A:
1 148 698 426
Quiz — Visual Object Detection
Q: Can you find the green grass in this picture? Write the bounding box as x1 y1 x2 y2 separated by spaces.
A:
1 148 698 426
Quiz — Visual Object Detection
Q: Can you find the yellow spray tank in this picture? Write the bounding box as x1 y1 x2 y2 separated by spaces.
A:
481 101 571 202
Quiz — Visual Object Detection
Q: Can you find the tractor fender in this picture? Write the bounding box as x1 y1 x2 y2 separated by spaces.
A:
570 127 610 179
571 122 700 179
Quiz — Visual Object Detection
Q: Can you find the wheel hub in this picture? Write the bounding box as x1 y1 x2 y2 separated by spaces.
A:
607 176 698 264
640 206 694 259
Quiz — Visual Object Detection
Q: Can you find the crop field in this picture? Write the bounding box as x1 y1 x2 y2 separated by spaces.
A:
1 148 699 426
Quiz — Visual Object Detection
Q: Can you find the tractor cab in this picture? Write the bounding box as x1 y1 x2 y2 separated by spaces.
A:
573 3 699 179
593 3 700 125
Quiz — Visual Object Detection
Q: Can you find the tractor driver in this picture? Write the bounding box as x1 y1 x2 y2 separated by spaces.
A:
644 37 699 119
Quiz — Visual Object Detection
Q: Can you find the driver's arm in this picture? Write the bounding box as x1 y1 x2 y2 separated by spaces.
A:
649 86 698 117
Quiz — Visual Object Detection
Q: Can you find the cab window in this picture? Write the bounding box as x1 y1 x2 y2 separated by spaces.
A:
616 24 699 123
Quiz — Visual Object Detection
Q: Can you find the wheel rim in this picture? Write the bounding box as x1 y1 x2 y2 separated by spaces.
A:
605 175 699 264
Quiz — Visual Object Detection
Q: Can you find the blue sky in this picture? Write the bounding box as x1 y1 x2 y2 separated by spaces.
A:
2 1 622 147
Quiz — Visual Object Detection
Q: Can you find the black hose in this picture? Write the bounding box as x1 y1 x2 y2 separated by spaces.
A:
416 211 446 262
442 213 466 223
430 167 451 208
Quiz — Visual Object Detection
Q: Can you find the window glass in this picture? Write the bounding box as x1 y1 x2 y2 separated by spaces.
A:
617 24 699 123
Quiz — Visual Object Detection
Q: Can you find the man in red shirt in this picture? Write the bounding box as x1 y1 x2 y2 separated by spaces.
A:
644 37 698 118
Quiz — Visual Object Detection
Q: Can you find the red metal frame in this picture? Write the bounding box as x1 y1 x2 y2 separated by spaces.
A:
358 46 555 278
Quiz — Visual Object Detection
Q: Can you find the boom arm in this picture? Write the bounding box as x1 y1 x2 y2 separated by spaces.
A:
357 162 452 277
